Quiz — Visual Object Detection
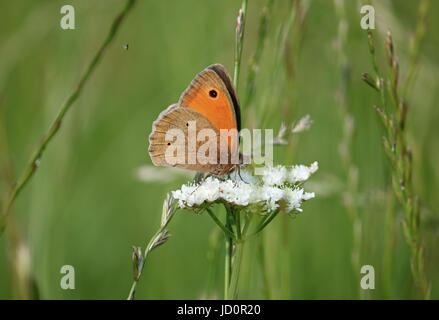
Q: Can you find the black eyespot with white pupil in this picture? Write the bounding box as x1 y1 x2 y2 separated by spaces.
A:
209 89 217 98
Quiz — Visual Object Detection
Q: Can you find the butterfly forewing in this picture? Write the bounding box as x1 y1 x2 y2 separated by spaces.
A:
148 64 241 175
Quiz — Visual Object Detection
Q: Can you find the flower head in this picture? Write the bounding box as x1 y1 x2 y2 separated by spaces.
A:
288 161 319 184
172 162 318 216
262 165 287 186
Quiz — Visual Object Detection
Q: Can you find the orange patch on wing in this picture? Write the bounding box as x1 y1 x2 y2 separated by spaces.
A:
184 86 238 152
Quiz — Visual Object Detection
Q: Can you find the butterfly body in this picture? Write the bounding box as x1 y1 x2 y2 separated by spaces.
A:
148 64 241 175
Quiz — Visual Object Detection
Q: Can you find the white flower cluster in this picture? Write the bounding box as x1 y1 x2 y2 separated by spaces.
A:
262 161 319 186
172 162 318 214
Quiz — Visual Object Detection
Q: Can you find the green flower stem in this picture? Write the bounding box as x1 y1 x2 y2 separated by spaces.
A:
220 0 248 300
206 227 222 299
208 208 255 300
228 212 252 299
233 207 242 239
257 232 271 299
252 210 280 235
241 212 253 235
228 240 243 299
224 210 234 300
0 0 137 235
206 208 236 241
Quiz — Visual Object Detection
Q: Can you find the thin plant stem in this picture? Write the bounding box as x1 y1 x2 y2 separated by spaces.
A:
233 0 248 92
285 0 308 84
245 0 274 110
402 0 430 98
0 103 39 299
127 228 163 300
275 1 309 299
206 227 222 299
383 187 396 298
127 193 174 300
257 232 271 299
228 240 243 299
234 207 242 239
206 208 236 240
228 213 252 299
241 212 253 236
224 208 233 300
0 0 137 235
259 0 297 125
221 0 249 300
252 210 280 235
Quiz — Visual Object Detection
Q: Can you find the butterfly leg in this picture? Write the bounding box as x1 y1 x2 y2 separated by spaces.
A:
194 172 206 184
189 173 210 195
237 165 249 184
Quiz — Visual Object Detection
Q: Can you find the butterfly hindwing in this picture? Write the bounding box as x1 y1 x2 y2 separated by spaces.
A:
148 105 233 175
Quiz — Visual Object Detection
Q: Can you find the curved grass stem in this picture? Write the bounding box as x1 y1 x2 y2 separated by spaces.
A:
127 193 175 300
0 0 137 235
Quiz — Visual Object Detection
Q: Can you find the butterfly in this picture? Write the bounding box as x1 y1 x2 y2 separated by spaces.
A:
148 64 242 176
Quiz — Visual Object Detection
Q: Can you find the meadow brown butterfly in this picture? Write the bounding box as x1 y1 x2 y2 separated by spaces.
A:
148 64 241 175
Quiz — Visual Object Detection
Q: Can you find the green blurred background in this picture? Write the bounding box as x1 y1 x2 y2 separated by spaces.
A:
0 0 438 299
